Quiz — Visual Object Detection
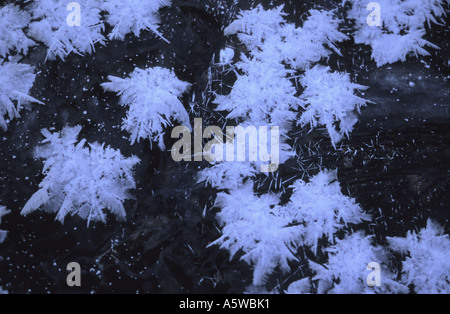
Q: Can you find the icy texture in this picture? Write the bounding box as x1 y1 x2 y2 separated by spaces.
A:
27 0 105 60
299 65 369 147
0 4 35 58
0 61 43 131
388 220 450 294
285 278 312 294
346 0 447 66
216 6 355 144
214 56 298 133
225 6 348 69
310 232 408 294
209 182 303 286
21 126 140 225
198 160 257 191
218 6 349 128
198 126 294 187
102 67 191 150
285 170 371 253
102 0 171 42
210 170 369 285
278 10 349 69
208 5 370 286
224 5 287 53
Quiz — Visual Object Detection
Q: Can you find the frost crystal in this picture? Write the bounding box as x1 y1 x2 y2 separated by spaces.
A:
310 232 407 294
277 9 348 69
388 220 450 294
27 0 106 60
21 126 140 225
285 170 371 253
0 4 35 58
214 56 298 133
218 6 351 140
285 278 312 294
208 5 371 287
209 182 303 286
0 61 43 131
102 67 191 150
224 5 286 53
102 0 171 42
225 6 348 69
346 0 447 66
197 160 257 191
209 170 370 285
299 65 369 146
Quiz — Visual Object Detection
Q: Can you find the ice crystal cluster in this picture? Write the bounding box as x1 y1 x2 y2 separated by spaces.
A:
101 0 171 42
0 0 447 295
1 0 171 61
101 67 191 150
21 126 140 225
27 0 106 60
201 5 374 287
345 0 447 66
0 61 42 131
388 220 450 294
211 170 371 286
0 4 35 58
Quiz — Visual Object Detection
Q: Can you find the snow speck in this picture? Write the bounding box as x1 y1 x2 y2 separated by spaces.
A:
219 47 234 64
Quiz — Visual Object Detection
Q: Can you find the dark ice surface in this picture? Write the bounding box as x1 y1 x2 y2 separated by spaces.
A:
0 0 448 293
